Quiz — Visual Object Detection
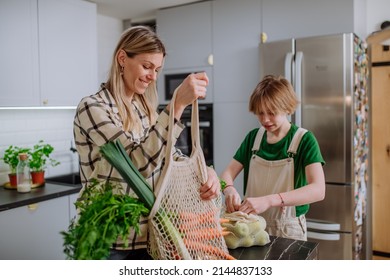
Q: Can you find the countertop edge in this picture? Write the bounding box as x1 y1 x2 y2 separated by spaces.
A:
0 183 81 212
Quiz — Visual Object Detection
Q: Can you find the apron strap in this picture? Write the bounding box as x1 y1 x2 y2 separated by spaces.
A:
251 127 266 153
287 127 308 155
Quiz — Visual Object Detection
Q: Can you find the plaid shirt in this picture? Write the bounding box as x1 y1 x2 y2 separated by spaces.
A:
73 85 185 250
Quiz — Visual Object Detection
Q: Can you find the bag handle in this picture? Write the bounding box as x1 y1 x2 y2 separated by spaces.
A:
166 86 201 164
150 86 203 218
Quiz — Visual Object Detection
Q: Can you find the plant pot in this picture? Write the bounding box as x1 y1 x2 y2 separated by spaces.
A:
31 171 45 185
8 173 17 187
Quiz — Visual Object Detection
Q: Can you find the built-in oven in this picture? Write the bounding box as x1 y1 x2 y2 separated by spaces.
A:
158 103 213 166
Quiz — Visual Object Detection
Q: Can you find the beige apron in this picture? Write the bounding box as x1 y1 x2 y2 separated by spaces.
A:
245 127 308 241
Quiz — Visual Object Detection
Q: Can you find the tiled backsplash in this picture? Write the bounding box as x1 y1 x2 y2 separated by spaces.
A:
0 109 79 185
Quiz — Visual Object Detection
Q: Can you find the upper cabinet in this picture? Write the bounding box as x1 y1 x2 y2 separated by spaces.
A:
156 1 213 70
156 1 214 104
0 0 40 106
261 0 365 42
38 0 97 106
212 0 262 103
0 0 97 107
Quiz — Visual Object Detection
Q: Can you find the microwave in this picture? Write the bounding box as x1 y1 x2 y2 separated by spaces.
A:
157 66 213 104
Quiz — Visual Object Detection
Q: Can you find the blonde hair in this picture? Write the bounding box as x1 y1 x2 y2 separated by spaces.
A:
249 75 299 115
105 26 166 133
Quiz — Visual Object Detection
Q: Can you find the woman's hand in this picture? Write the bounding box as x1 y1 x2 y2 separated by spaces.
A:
172 72 209 119
224 187 242 213
199 166 220 200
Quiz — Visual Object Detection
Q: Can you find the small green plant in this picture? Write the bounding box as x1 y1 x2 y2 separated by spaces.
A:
28 140 60 172
1 145 30 174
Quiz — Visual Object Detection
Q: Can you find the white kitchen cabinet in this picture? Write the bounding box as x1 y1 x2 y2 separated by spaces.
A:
68 193 78 222
0 196 70 260
261 0 366 42
0 0 97 107
212 0 262 103
156 1 213 69
213 102 258 197
0 0 40 106
38 0 97 106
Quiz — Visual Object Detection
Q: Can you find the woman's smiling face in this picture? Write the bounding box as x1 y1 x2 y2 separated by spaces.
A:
121 51 164 97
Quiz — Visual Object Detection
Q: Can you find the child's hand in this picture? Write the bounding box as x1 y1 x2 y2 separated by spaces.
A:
224 187 241 213
239 196 272 215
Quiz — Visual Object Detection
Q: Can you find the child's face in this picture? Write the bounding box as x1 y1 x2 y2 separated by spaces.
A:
257 111 289 132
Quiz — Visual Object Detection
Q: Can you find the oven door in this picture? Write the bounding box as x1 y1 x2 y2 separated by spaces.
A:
157 66 213 105
158 103 213 166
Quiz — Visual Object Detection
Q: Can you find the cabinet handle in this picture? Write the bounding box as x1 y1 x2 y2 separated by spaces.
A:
27 203 38 211
261 32 268 43
208 54 213 66
42 99 49 105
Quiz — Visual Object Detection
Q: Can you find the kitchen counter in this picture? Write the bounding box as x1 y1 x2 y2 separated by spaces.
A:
0 182 81 212
230 236 318 260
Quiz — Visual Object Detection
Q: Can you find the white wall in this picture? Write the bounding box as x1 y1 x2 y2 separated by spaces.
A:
0 109 79 185
366 0 390 34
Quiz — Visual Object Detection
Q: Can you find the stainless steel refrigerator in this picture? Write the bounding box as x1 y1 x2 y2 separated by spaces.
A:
260 33 370 260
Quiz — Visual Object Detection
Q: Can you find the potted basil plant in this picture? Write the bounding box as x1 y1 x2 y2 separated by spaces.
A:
1 145 30 187
28 140 60 184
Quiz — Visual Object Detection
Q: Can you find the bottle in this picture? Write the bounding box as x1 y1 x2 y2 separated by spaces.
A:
16 153 31 193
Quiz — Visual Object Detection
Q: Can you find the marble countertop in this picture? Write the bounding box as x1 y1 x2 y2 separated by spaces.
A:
229 236 318 260
0 183 81 212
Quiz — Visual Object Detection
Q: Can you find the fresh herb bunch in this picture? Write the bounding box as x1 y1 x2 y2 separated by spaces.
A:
28 140 60 172
61 179 149 260
1 145 31 174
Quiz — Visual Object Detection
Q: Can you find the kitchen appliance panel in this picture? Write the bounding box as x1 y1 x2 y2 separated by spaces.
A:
307 232 352 260
157 66 213 105
306 184 352 232
260 39 294 81
296 34 352 184
158 103 213 166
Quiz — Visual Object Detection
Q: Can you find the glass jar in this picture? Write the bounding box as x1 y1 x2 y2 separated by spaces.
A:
16 153 31 193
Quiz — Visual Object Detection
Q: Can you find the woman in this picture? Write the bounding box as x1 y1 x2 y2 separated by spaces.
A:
73 26 220 259
220 75 326 241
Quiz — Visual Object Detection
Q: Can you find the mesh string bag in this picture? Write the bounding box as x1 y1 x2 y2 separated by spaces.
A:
147 89 232 260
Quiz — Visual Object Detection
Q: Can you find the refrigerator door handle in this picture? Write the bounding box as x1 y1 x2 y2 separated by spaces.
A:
307 220 341 231
284 52 294 83
307 231 341 241
294 51 303 127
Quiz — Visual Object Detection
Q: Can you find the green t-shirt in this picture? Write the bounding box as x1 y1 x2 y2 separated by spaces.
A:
233 123 325 216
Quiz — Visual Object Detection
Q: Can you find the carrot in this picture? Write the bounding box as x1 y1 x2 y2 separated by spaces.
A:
184 240 236 260
179 210 218 223
184 228 230 240
220 218 230 224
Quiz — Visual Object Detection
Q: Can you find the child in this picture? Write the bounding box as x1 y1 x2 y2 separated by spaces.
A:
220 75 325 241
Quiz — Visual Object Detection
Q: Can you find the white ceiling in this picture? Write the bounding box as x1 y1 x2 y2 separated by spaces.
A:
88 0 203 21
